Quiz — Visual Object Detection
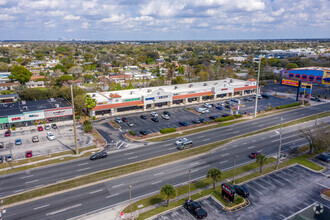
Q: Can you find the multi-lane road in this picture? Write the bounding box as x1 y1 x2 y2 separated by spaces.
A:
1 102 329 219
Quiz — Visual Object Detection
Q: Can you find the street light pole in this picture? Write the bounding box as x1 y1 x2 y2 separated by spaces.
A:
254 58 261 118
70 85 79 155
232 155 238 185
188 169 191 200
276 117 283 169
129 185 132 220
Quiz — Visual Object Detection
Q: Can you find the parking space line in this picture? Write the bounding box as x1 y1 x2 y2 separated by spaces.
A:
259 178 277 188
245 183 264 195
251 181 269 191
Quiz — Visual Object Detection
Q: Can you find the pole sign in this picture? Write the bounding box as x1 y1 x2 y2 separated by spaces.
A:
282 79 299 87
221 183 235 202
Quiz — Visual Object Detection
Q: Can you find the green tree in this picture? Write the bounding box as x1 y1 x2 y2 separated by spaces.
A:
171 76 185 84
198 71 209 81
285 63 299 69
116 83 123 90
0 62 10 72
178 66 185 75
126 81 134 89
207 168 222 189
84 94 97 110
256 154 267 173
9 66 32 84
160 184 177 207
55 75 75 86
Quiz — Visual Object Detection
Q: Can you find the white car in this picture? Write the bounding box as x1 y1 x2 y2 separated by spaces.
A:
162 114 170 120
151 112 158 117
175 138 188 145
46 132 56 141
44 125 51 130
195 108 206 114
201 108 209 113
218 102 224 106
203 103 212 108
253 94 263 99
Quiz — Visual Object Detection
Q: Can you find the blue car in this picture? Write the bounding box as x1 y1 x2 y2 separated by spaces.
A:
179 121 189 126
215 106 223 110
15 139 22 145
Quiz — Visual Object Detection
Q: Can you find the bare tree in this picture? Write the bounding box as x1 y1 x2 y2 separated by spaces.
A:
299 122 330 154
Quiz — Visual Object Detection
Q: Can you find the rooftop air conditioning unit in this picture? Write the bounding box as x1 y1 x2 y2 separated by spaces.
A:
203 83 207 86
21 100 26 105
174 86 178 90
130 91 134 95
230 79 233 83
50 98 55 102
92 94 96 97
23 106 28 110
189 84 193 88
147 89 152 93
55 104 60 108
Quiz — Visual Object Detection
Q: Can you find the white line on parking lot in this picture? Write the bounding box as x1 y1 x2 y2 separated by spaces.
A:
77 167 90 172
89 189 103 194
20 175 34 179
46 203 82 216
124 152 134 156
221 153 229 157
128 156 138 160
25 179 39 184
152 181 162 185
77 162 89 166
106 193 119 199
154 172 164 176
219 160 228 164
245 184 264 195
253 181 269 191
34 204 50 210
248 146 255 149
112 184 124 188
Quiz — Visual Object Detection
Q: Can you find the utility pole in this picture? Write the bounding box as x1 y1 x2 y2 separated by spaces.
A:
232 155 238 185
276 117 283 169
129 185 132 220
70 85 79 155
188 169 191 200
254 58 261 117
302 87 306 106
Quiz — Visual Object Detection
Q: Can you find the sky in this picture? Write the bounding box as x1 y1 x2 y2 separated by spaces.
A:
0 0 329 40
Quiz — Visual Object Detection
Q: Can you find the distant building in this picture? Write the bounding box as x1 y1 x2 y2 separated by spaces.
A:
281 67 330 85
0 93 18 103
0 72 11 83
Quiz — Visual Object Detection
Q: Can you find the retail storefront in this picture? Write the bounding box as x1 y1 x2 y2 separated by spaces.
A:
44 107 73 122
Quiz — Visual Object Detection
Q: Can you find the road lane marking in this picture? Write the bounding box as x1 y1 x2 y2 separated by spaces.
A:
248 146 255 149
190 162 199 166
14 189 25 193
232 131 239 134
163 143 171 146
34 204 50 210
168 147 176 150
106 193 119 198
190 169 199 173
201 138 210 142
152 181 162 185
89 189 104 194
221 153 229 157
258 125 263 127
112 183 124 188
128 156 138 160
25 179 38 184
242 142 247 145
77 167 90 172
251 140 256 142
46 203 82 216
232 145 237 148
251 122 258 124
124 152 134 156
34 184 44 188
219 160 228 164
197 135 205 138
154 172 164 176
77 162 89 166
271 139 279 142
20 175 34 179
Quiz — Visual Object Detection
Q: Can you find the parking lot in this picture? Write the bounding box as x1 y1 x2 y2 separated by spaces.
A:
153 165 330 220
0 121 94 160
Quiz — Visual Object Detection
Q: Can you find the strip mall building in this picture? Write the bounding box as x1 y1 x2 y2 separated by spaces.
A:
88 78 257 117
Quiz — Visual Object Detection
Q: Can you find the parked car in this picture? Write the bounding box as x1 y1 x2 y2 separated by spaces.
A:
151 112 158 117
222 113 229 117
122 117 128 122
38 126 44 131
0 142 3 149
115 117 123 124
15 139 22 145
44 124 51 130
90 151 107 160
253 94 263 99
177 140 193 150
140 130 148 135
215 106 223 110
162 114 170 120
140 115 147 119
316 153 330 163
184 200 207 219
261 94 270 99
163 111 171 116
4 131 11 137
218 102 224 106
192 119 201 124
32 136 39 143
175 138 188 145
249 151 262 159
0 156 3 163
195 108 206 114
25 151 33 158
225 104 231 109
51 124 57 129
233 185 250 197
179 121 189 126
46 132 56 141
5 154 12 162
203 103 212 108
244 97 252 101
151 117 159 122
209 115 219 120
126 121 134 127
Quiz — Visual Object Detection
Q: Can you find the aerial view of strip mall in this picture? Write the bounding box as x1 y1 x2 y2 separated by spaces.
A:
0 0 329 220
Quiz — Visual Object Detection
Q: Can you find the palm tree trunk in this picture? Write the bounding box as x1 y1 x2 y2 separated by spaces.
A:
167 199 169 207
213 179 216 189
260 163 262 173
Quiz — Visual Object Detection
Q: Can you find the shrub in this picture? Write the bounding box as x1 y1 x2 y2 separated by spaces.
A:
76 115 80 120
187 108 192 110
234 114 242 118
92 116 96 120
83 120 91 126
160 128 177 134
276 103 301 109
203 121 208 124
12 127 16 131
129 130 136 136
214 116 235 122
83 124 92 133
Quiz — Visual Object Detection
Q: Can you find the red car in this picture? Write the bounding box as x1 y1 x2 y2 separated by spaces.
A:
26 151 33 158
37 126 43 131
249 152 262 159
5 131 11 137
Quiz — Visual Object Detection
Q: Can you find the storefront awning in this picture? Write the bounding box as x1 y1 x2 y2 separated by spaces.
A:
234 85 257 92
172 91 214 100
323 78 330 81
93 100 144 111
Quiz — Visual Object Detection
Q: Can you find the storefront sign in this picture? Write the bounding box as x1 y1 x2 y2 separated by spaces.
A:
0 117 9 124
8 115 25 123
24 111 45 121
123 98 140 102
282 79 299 87
145 97 155 101
44 107 73 118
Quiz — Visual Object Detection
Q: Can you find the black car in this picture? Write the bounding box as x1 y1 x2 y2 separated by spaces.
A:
90 151 108 160
199 118 206 123
51 124 57 129
184 200 207 219
0 142 3 149
0 156 3 163
163 111 171 116
222 113 229 117
316 153 330 163
151 117 159 122
233 185 250 197
192 119 201 124
209 115 219 120
140 115 147 119
122 117 128 122
225 104 231 109
179 121 188 126
140 130 148 135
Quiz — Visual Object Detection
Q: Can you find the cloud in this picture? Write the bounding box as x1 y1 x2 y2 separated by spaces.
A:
81 22 89 29
99 14 125 23
64 14 80 21
0 14 15 21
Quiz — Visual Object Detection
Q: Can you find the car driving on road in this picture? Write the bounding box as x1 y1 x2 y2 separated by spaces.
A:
249 151 262 159
177 140 193 150
90 151 107 160
184 200 207 219
175 137 188 145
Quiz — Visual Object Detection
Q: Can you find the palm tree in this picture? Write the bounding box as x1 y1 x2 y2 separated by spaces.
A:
256 154 267 173
160 184 177 207
207 168 222 189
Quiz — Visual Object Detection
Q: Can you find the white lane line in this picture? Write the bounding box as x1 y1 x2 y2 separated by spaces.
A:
232 131 239 134
152 181 162 185
242 142 247 145
34 204 50 210
154 172 164 176
128 156 138 160
201 138 210 142
89 189 103 194
77 167 90 172
248 146 255 149
163 143 171 146
271 139 279 143
221 153 229 157
77 162 89 166
14 189 25 193
124 152 134 156
232 145 238 148
317 183 330 188
258 125 263 127
112 183 124 188
197 135 205 138
117 142 125 149
106 193 119 198
20 175 34 179
34 184 44 188
190 169 199 173
251 122 258 124
251 140 256 142
219 160 228 164
190 162 199 166
46 203 82 216
168 147 176 150
25 179 39 184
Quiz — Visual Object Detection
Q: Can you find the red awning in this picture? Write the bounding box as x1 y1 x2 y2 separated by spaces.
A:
172 91 214 100
93 100 144 111
234 85 256 92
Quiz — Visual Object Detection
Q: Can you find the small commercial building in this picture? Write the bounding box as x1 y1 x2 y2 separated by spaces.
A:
281 67 330 85
0 98 73 130
89 78 257 117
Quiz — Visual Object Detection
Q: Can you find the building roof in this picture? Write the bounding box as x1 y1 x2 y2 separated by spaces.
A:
0 93 19 99
0 83 20 87
93 100 143 111
30 75 46 81
109 75 131 79
247 78 257 81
